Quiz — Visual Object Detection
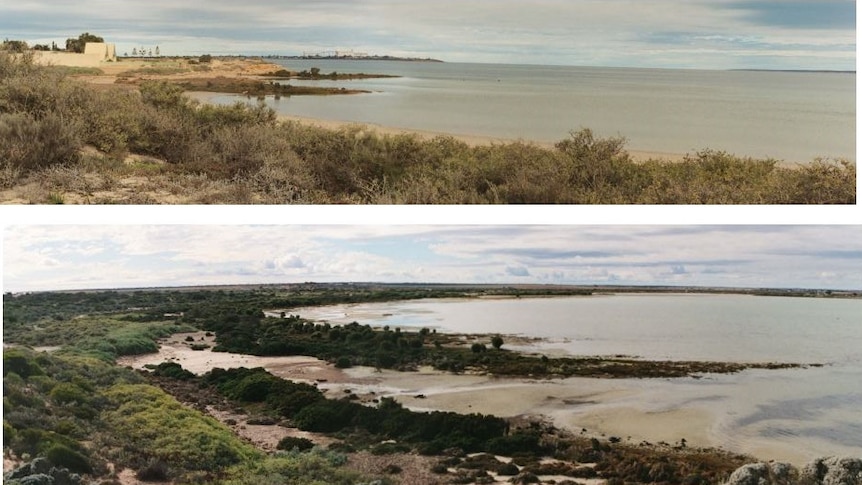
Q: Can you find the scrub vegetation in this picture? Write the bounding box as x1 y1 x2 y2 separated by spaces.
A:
4 284 825 484
1 52 854 204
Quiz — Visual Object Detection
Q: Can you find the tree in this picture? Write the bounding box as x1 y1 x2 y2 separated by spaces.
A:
64 32 104 53
155 46 160 56
1 39 29 52
491 335 504 350
131 47 138 56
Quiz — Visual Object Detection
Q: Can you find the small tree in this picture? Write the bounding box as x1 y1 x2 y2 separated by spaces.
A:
155 46 160 56
491 335 504 350
131 47 138 56
64 32 104 53
199 54 213 63
1 39 29 52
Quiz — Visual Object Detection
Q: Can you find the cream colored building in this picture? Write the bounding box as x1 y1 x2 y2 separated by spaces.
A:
33 42 117 67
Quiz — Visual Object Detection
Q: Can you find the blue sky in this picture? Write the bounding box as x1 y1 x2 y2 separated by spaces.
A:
1 0 855 69
3 225 861 292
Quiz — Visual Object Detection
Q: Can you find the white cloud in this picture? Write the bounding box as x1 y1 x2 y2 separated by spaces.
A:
4 225 861 292
1 0 852 68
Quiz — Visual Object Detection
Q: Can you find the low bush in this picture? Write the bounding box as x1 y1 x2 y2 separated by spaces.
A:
151 361 196 380
49 382 90 405
276 436 314 452
136 459 170 481
101 384 260 476
218 449 361 485
0 113 81 173
45 443 92 473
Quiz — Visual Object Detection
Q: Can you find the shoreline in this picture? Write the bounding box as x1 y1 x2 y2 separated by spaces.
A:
66 58 852 167
184 90 814 166
182 91 693 164
117 332 836 466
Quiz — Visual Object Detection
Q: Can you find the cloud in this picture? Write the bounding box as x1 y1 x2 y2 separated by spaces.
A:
670 265 688 275
730 1 855 30
4 225 862 292
0 0 853 69
505 265 531 277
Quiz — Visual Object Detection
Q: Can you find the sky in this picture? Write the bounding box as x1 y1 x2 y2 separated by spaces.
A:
3 225 861 292
1 0 855 70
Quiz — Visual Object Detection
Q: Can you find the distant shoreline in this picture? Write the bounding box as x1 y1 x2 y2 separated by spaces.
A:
728 68 855 74
266 55 444 63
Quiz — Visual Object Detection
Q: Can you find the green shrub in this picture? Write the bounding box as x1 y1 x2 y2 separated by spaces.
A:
3 348 44 378
487 432 547 456
334 356 352 368
276 436 314 452
139 80 191 111
102 384 259 475
136 459 169 481
293 399 356 433
49 382 90 405
45 443 92 473
498 462 520 475
219 449 361 485
152 361 195 380
3 420 15 446
0 112 81 173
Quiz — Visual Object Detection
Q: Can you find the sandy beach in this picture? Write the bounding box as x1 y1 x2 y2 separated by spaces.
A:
184 90 688 163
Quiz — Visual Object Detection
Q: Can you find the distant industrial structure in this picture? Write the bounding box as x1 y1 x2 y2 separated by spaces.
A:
301 49 370 59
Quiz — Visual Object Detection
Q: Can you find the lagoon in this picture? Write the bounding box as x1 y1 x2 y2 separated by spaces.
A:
284 294 862 462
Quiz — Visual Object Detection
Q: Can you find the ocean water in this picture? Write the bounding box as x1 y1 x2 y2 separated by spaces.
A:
286 294 862 460
210 60 855 162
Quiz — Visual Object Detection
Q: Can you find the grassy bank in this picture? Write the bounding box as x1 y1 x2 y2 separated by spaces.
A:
3 347 371 484
1 52 854 204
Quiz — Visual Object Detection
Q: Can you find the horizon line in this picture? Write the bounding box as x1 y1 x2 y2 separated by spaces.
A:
7 282 859 296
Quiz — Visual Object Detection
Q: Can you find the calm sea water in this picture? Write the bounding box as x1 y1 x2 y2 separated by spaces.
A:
212 60 855 162
286 294 862 459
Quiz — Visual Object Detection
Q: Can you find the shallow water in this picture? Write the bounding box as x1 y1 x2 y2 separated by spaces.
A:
284 294 862 461
210 60 855 161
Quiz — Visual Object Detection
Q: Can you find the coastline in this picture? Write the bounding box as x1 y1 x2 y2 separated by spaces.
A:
184 91 690 163
182 93 819 167
280 114 691 163
118 332 829 466
69 58 852 168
